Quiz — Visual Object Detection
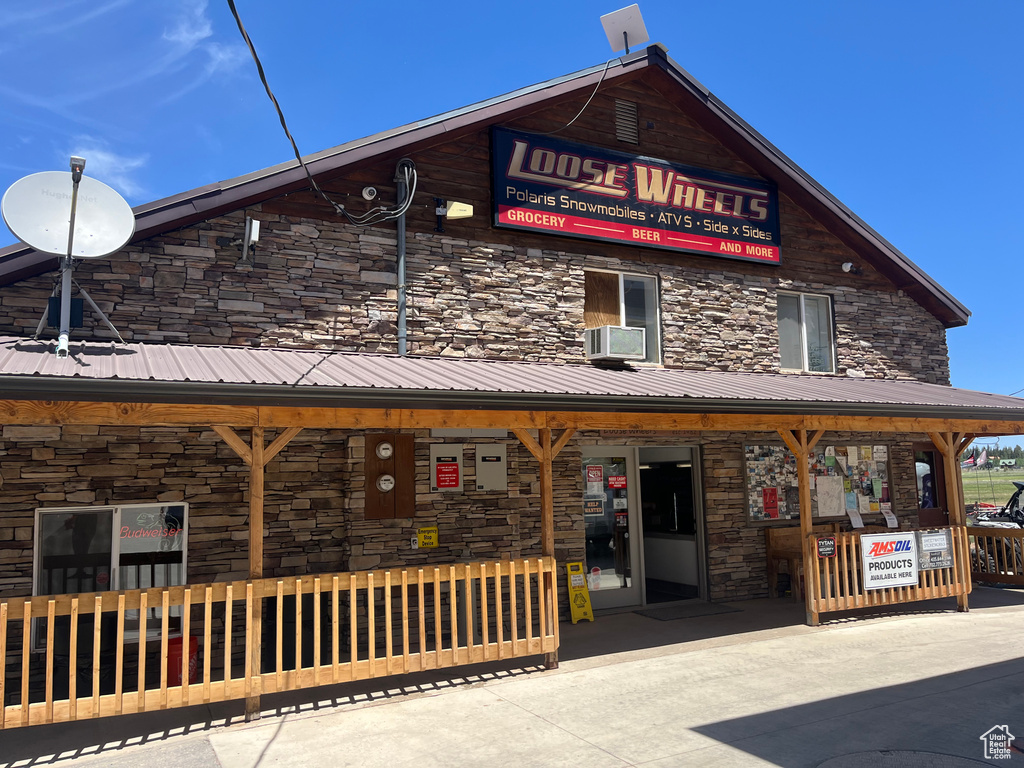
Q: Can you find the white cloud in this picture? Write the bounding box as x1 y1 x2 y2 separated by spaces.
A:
66 140 148 199
2 0 244 114
0 0 131 34
162 0 212 48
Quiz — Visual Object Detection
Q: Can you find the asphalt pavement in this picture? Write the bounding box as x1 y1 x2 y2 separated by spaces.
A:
2 587 1022 768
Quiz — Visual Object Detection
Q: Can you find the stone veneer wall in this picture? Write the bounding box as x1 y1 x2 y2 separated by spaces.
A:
701 432 925 601
0 425 349 596
0 208 950 384
0 426 585 617
1 422 943 612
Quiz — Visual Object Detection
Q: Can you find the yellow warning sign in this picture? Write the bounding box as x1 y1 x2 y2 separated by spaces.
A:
417 526 438 548
566 561 594 624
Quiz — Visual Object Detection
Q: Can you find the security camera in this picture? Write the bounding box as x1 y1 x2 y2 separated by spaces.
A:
361 186 378 201
841 262 853 273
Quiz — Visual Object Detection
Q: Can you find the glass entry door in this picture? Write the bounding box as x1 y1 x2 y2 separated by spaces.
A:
581 448 641 609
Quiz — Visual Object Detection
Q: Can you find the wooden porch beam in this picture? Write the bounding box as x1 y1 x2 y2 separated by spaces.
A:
551 428 576 459
212 425 253 466
956 433 976 457
511 428 543 461
928 431 950 455
0 399 1021 437
263 427 303 466
807 429 827 453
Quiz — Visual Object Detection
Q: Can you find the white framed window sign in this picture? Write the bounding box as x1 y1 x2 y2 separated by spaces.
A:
33 502 188 645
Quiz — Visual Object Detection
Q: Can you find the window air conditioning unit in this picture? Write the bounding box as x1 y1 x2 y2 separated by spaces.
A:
585 325 646 361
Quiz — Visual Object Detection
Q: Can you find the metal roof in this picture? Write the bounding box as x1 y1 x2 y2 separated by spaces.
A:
1 337 1021 422
0 45 969 327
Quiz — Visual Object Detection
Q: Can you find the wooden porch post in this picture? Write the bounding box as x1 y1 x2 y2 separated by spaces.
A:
247 426 264 720
930 431 971 612
513 427 574 670
539 428 557 669
779 428 824 626
212 425 303 721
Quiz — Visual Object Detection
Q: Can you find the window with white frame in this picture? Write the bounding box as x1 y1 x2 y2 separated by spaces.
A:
584 270 660 363
778 292 835 373
34 503 188 642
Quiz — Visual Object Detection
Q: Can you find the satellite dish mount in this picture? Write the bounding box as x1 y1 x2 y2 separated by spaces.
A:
52 157 88 357
600 4 650 56
2 157 136 356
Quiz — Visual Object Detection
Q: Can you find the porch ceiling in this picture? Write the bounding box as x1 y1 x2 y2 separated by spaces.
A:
0 337 1022 434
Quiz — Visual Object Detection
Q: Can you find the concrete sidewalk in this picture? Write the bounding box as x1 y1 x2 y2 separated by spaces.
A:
3 588 1023 767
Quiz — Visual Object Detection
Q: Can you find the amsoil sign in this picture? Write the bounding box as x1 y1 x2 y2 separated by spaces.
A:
860 532 919 590
492 127 781 264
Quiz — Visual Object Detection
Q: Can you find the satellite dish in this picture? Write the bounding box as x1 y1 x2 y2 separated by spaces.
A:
2 171 135 258
600 4 650 55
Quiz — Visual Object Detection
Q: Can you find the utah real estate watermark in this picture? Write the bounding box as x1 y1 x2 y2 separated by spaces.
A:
980 725 1015 760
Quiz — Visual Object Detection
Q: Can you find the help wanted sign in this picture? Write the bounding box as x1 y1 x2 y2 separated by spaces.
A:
860 532 919 590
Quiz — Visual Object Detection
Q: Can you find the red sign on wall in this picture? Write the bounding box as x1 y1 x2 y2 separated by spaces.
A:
763 487 779 519
607 475 627 489
435 459 460 489
586 465 603 483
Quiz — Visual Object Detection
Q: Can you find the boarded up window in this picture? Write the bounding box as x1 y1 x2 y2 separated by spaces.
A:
584 271 620 328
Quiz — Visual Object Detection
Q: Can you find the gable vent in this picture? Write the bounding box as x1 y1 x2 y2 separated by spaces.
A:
614 99 639 144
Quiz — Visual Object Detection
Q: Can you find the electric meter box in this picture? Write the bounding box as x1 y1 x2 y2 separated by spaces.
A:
475 444 507 491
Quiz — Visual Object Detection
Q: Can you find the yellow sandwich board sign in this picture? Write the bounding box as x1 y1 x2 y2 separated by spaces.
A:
566 561 594 624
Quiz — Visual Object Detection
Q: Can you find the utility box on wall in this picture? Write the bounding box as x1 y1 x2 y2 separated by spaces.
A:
365 433 415 519
429 444 463 493
475 444 507 491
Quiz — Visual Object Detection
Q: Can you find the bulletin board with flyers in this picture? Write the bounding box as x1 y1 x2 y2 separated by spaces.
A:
745 444 896 527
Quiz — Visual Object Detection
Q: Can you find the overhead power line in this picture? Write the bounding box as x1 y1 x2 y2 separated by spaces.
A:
225 0 415 226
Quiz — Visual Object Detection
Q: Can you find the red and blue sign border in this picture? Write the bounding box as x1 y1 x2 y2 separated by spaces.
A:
491 127 781 265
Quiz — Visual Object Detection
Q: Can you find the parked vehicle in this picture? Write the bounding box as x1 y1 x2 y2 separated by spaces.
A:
968 481 1024 577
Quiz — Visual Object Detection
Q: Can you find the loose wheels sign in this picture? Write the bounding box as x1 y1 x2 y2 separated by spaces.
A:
860 532 919 590
492 127 781 265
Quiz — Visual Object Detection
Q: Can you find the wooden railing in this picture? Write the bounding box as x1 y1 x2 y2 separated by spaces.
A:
807 526 970 615
969 527 1024 585
0 557 558 730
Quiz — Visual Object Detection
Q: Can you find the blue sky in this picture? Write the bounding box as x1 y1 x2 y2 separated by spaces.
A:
1 1 1021 444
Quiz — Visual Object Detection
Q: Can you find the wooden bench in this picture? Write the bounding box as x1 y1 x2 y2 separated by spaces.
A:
765 523 840 600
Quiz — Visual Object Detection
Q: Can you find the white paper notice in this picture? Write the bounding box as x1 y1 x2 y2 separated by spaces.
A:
837 455 849 474
858 494 871 515
847 446 859 462
817 476 845 517
881 504 898 528
825 446 836 457
587 482 603 496
613 497 627 509
873 445 888 462
847 507 865 528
